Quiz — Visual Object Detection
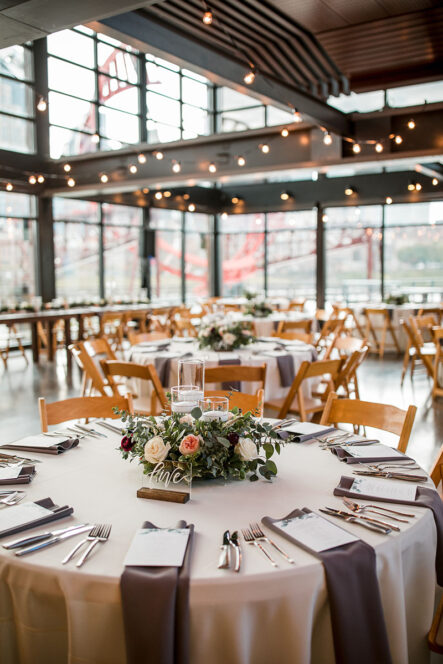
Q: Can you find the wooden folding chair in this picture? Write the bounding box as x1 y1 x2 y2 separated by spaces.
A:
39 394 133 432
265 358 343 421
432 328 443 400
406 317 436 380
127 331 170 345
364 307 401 357
320 392 417 454
418 306 442 324
324 334 368 360
0 323 28 368
315 318 345 354
100 312 125 351
69 338 118 397
272 331 313 345
288 299 306 312
123 310 149 336
101 359 169 415
333 346 370 399
276 319 313 335
205 364 267 394
331 305 365 338
204 388 264 417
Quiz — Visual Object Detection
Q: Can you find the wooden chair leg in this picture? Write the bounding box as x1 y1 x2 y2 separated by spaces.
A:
388 320 401 353
401 344 411 385
297 389 307 421
410 356 416 381
379 320 388 358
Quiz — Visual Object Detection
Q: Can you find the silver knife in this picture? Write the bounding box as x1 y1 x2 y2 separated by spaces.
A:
319 508 392 534
14 525 93 556
230 531 242 572
352 470 427 482
218 530 231 569
3 523 90 550
68 425 102 438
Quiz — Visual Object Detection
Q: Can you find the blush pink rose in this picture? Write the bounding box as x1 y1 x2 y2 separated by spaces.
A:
179 434 200 456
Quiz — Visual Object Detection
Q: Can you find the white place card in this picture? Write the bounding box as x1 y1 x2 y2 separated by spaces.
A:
346 444 404 459
0 502 54 532
124 527 190 567
351 477 417 502
274 512 359 553
1 434 68 449
284 422 333 436
0 465 23 480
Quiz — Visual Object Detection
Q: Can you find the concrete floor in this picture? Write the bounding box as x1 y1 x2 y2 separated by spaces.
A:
0 350 442 472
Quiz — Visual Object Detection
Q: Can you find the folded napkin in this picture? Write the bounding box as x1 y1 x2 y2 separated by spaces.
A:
335 476 443 585
121 520 194 664
0 464 35 485
1 435 79 455
276 354 295 387
155 356 173 386
219 357 241 391
331 443 408 464
262 508 392 664
0 497 74 539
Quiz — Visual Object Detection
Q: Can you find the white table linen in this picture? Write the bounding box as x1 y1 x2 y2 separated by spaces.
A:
0 424 437 664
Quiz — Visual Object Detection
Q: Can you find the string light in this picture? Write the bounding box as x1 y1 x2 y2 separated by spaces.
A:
243 69 256 85
154 151 164 160
311 171 318 181
137 153 147 164
183 193 190 200
163 190 172 198
281 128 289 137
221 212 228 220
188 203 196 212
6 182 13 191
28 175 36 184
100 173 109 183
63 163 71 172
202 10 213 24
323 132 332 145
344 187 355 196
231 196 240 204
91 133 100 144
172 161 181 173
394 135 403 144
322 214 328 223
154 191 163 200
293 111 302 123
129 164 138 174
208 162 217 173
37 175 45 183
67 177 76 187
408 182 415 191
237 155 246 166
352 143 361 154
375 143 383 153
280 191 291 201
36 97 47 112
432 178 438 186
386 196 393 205
142 188 150 194
415 182 422 191
407 119 416 130
260 143 270 154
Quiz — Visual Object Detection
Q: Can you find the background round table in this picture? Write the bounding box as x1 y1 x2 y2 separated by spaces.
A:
0 423 437 664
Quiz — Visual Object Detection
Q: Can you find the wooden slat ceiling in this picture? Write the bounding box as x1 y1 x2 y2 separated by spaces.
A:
268 0 443 90
139 0 349 99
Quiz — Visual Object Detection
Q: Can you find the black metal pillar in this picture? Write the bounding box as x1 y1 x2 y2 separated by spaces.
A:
212 214 222 297
33 38 50 158
36 197 55 302
264 212 268 296
380 205 385 301
99 204 105 300
181 212 186 303
316 203 325 309
141 207 152 299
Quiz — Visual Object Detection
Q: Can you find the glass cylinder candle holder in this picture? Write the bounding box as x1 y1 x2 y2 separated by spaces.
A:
199 396 229 422
178 359 204 393
171 385 202 414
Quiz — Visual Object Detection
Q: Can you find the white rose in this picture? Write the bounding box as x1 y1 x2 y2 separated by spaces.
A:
144 436 171 464
180 414 194 425
223 332 236 346
227 411 236 420
234 437 257 462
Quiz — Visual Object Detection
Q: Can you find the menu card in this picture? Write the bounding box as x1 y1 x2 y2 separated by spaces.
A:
0 466 23 480
351 477 417 502
284 422 335 437
273 512 358 553
124 527 191 567
0 502 54 532
346 444 404 459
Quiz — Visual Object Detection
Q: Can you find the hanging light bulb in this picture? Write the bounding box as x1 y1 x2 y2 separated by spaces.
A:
352 143 361 154
36 97 47 112
163 190 172 198
154 191 163 200
100 173 109 183
63 163 71 172
67 177 76 188
231 196 240 204
221 212 228 220
183 193 190 200
154 151 164 160
6 182 13 191
293 111 302 123
91 133 100 144
142 188 150 194
172 160 181 173
323 132 332 145
237 155 246 166
260 143 270 154
202 10 213 24
394 135 403 144
188 203 196 212
432 178 438 186
344 186 355 196
28 175 37 184
137 153 146 164
408 182 415 191
407 119 415 130
385 196 393 205
375 142 383 153
280 191 290 201
129 164 138 174
243 69 255 85
208 162 217 173
281 128 289 138
322 214 328 223
415 182 422 191
37 175 45 183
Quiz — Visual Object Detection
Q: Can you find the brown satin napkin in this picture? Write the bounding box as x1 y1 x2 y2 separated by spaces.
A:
334 475 443 585
0 438 79 455
262 508 392 664
0 465 35 485
276 354 295 387
120 520 194 664
219 357 241 391
155 356 172 386
331 445 409 464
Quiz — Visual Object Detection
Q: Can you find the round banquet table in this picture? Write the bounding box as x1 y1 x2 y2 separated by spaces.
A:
128 338 318 409
0 423 438 664
227 311 314 338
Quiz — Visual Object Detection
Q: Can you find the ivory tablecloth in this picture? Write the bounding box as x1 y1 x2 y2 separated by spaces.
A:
0 424 438 664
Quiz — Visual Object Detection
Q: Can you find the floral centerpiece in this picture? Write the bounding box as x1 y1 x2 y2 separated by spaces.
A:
198 316 255 351
119 406 281 482
384 293 409 305
244 298 273 318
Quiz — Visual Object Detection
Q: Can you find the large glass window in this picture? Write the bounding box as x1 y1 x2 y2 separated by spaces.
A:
0 44 35 153
103 203 142 299
184 213 211 301
325 206 382 304
149 209 183 302
0 192 36 304
220 214 265 296
267 211 317 301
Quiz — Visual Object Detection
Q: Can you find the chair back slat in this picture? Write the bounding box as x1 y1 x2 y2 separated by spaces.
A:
39 395 133 431
100 360 169 412
204 364 266 386
204 389 264 417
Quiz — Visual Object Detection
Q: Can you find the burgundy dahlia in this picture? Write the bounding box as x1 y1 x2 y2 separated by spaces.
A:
121 435 134 451
227 432 239 445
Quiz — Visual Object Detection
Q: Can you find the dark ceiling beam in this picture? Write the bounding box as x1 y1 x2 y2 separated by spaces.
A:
90 10 351 136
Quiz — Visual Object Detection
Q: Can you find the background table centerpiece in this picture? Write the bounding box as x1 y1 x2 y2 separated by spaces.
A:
198 316 255 352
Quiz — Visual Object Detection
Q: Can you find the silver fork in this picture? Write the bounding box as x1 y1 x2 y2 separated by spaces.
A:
242 528 278 567
250 522 295 564
0 492 25 507
76 524 111 567
62 523 102 564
